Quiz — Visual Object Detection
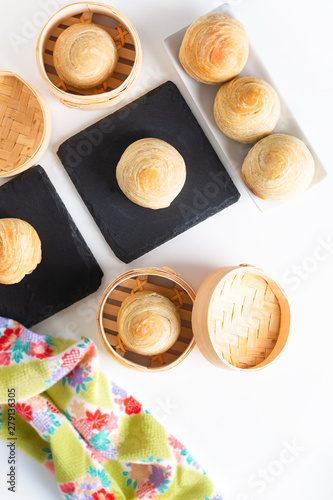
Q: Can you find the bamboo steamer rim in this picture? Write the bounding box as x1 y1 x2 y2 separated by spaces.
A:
36 2 142 108
194 264 291 371
96 267 196 372
0 71 51 178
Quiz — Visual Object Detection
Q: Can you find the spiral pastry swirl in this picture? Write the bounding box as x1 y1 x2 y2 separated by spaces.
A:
214 77 280 143
179 13 248 85
116 138 186 209
53 23 118 89
0 218 42 285
117 291 181 356
241 134 315 201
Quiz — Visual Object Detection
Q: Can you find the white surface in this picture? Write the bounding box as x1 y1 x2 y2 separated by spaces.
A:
1 0 333 499
165 3 327 212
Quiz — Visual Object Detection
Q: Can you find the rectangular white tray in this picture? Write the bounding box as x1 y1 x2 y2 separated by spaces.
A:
164 3 327 212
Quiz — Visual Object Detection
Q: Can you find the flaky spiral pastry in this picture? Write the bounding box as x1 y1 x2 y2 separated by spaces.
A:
117 291 181 356
214 76 280 143
0 218 42 285
241 134 315 201
179 13 248 85
53 23 118 89
116 138 186 209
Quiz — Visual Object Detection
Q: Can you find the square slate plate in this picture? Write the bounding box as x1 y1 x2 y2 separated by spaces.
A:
0 166 103 327
57 81 240 263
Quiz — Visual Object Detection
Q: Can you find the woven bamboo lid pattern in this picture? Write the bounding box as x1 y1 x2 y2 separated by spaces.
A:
96 268 196 372
210 270 281 368
36 2 142 110
0 72 51 177
192 265 291 371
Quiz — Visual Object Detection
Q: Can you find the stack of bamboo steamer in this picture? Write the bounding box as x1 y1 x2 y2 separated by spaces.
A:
36 2 142 110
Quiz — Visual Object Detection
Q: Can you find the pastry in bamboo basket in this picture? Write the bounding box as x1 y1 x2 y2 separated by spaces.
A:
0 71 51 178
96 268 195 372
179 12 248 85
242 133 315 201
0 218 42 285
117 291 181 356
116 138 187 209
36 2 142 110
192 265 290 370
214 76 280 143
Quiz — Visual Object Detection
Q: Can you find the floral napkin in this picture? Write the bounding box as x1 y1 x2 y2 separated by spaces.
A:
0 317 222 500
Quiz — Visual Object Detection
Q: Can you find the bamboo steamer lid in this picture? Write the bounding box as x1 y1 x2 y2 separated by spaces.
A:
96 265 290 372
0 71 51 178
192 265 291 371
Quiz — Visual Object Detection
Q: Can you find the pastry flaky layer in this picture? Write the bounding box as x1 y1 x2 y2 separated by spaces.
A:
214 76 280 143
0 218 42 285
116 138 186 209
242 134 315 201
179 12 248 85
53 23 118 89
117 291 181 356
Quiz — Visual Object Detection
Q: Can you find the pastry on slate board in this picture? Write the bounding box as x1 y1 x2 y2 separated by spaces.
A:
57 81 240 264
242 133 315 201
53 23 118 89
117 291 181 356
116 138 186 209
0 218 42 285
214 76 280 143
179 12 248 85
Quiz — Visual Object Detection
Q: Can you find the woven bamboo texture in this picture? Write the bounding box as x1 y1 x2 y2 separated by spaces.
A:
209 270 281 369
0 74 45 175
98 270 195 371
42 11 136 97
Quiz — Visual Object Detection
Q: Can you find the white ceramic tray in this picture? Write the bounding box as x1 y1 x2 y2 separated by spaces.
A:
164 3 327 212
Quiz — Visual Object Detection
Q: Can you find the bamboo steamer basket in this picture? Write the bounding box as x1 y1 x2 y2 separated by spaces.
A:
96 267 196 372
0 71 51 178
192 265 291 371
36 2 142 110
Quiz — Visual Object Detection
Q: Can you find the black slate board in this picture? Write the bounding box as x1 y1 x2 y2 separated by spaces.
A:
0 166 103 327
57 81 240 263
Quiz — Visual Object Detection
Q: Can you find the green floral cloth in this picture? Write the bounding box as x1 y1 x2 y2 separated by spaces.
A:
0 317 221 500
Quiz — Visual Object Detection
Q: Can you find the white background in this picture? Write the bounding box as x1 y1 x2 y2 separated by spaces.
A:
1 0 333 499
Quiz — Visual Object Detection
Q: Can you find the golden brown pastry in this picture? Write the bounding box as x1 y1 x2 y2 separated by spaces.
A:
241 134 315 201
0 218 42 285
117 291 181 356
53 23 118 89
116 138 186 209
179 12 248 85
214 76 280 143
